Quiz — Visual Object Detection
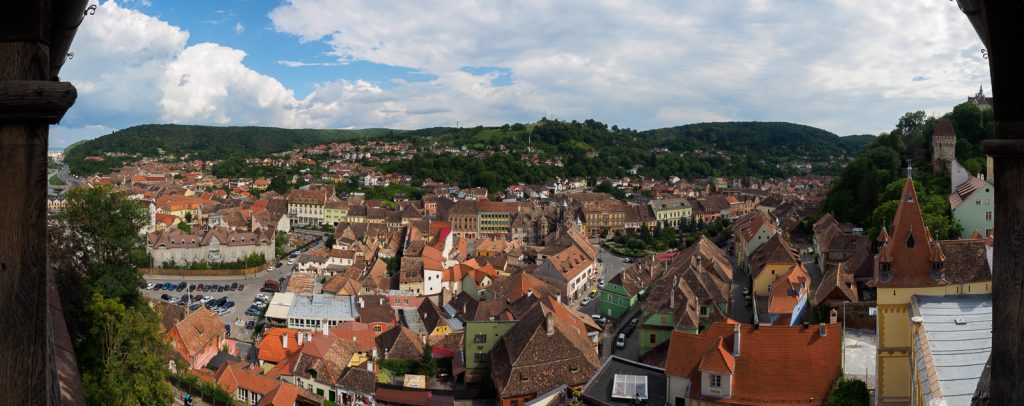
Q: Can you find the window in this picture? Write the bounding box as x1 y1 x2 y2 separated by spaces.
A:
976 199 982 205
374 325 382 332
986 211 993 221
474 333 487 343
650 333 657 344
907 233 916 248
474 352 489 363
711 374 723 388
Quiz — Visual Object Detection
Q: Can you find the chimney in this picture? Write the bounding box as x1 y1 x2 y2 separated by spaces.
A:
527 289 533 298
379 297 384 305
323 320 329 336
297 331 304 346
367 361 374 372
829 309 838 324
732 323 741 357
359 297 365 308
556 293 562 303
282 332 288 349
819 323 827 337
307 332 312 343
545 312 555 336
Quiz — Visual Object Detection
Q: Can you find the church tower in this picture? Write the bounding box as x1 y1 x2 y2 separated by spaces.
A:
932 119 956 174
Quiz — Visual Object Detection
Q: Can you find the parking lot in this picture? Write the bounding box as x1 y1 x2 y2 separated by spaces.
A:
140 259 299 348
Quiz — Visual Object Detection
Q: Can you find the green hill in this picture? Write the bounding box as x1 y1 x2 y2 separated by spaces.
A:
65 120 871 182
65 124 399 175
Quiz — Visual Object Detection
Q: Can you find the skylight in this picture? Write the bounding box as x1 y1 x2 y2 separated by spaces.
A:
612 374 648 400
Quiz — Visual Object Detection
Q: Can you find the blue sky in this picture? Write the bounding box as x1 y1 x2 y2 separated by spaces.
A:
52 0 990 147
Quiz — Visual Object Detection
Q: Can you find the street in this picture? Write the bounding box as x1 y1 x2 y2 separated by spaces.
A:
576 238 632 317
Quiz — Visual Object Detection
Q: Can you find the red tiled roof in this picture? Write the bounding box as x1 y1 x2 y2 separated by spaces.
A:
665 322 841 405
698 337 735 374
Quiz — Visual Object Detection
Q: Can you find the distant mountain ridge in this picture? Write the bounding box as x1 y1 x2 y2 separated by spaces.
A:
65 121 872 177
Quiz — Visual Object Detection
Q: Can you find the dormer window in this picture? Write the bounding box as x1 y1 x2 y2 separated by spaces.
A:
906 233 915 249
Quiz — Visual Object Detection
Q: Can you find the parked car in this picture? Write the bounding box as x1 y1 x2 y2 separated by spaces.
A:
146 283 155 290
275 262 283 267
742 287 750 296
160 293 171 301
238 284 246 291
152 284 162 291
197 284 205 292
189 303 201 311
245 308 262 316
176 282 186 291
589 290 598 298
623 324 635 336
231 282 238 291
245 320 255 330
615 334 626 349
580 297 591 306
223 301 235 309
591 314 606 324
187 284 195 292
628 318 639 328
255 293 269 302
218 285 226 292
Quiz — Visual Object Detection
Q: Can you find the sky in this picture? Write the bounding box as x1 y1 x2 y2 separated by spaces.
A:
52 0 991 148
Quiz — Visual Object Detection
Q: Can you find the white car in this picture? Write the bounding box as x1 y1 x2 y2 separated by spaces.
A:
615 333 626 349
255 293 269 301
146 283 155 290
580 297 591 306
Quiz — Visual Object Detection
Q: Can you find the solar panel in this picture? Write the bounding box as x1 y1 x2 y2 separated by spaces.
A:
611 374 648 400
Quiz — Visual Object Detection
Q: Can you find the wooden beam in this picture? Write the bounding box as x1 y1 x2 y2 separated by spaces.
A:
980 0 1024 405
0 81 76 123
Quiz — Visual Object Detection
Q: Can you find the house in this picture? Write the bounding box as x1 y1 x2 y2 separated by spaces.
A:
748 234 800 297
664 322 841 405
166 307 231 370
599 253 667 320
285 294 358 331
731 211 777 268
287 185 335 226
448 200 478 240
648 197 692 229
766 263 810 326
813 262 859 307
532 245 596 304
874 177 992 403
489 300 600 406
146 226 275 267
949 160 995 238
580 356 668 406
638 237 732 356
256 328 307 372
375 325 424 360
909 294 992 406
463 320 519 383
214 361 321 406
353 295 398 334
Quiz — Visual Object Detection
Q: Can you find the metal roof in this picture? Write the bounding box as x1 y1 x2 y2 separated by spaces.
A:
912 294 992 406
287 294 357 321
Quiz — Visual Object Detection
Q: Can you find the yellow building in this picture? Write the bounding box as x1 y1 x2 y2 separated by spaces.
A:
324 199 348 226
874 178 992 405
748 233 800 296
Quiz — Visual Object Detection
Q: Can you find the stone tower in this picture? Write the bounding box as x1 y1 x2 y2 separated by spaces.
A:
932 119 957 174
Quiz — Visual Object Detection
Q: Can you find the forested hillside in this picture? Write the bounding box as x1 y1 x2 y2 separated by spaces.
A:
821 102 993 239
65 124 396 174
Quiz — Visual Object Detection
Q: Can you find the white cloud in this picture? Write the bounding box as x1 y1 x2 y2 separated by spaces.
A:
54 0 993 147
269 0 991 134
234 22 245 34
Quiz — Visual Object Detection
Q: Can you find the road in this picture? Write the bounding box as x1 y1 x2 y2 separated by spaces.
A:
576 238 632 317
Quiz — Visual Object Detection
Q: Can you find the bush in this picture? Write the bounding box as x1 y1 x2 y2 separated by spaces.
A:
827 378 869 406
379 359 419 376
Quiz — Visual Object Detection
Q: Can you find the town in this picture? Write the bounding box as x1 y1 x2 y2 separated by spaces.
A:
41 91 996 405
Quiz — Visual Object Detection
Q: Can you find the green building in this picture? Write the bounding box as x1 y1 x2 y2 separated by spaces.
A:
599 255 664 320
463 320 517 383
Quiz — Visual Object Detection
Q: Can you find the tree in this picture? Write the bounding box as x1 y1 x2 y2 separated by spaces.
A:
325 235 337 249
177 220 192 232
417 343 439 377
58 185 150 305
184 211 193 223
827 378 869 406
79 294 174 406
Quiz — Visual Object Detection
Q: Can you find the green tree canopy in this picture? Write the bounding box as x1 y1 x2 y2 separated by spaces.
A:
58 185 150 305
79 294 174 406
